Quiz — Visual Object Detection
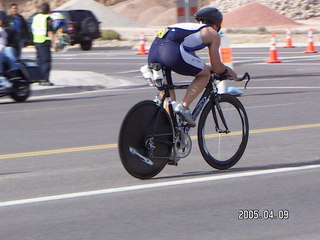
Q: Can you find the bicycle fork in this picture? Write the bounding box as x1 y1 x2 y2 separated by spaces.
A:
212 95 230 134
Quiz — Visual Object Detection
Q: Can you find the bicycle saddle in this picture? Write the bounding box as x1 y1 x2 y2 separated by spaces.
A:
148 63 164 71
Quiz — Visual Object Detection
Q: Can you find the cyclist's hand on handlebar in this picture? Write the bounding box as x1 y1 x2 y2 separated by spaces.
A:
213 71 250 88
224 67 237 79
214 67 237 80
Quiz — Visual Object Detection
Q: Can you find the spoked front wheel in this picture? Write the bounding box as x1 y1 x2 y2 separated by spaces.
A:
118 100 173 179
197 94 249 170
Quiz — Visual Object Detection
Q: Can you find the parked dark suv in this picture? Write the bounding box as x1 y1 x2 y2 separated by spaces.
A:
28 10 101 51
53 10 101 50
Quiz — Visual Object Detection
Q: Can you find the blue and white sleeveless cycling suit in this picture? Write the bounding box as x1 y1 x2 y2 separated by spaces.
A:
148 23 209 84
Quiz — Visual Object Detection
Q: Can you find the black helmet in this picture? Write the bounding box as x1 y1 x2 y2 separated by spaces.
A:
194 7 223 27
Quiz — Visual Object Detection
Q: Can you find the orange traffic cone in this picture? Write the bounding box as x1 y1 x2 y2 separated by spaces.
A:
136 32 148 55
218 33 243 96
284 27 294 48
265 33 282 63
305 29 318 53
220 46 233 66
218 34 234 94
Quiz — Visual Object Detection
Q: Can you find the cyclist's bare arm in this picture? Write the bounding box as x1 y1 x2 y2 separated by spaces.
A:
200 27 237 78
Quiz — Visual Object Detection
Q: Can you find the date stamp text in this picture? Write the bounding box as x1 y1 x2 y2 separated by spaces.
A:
238 209 289 220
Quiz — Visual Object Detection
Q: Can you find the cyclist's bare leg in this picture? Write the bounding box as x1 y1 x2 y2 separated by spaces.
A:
160 89 176 117
181 65 211 108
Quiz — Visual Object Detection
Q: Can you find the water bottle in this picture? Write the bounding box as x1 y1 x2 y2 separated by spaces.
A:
140 65 154 86
152 69 163 87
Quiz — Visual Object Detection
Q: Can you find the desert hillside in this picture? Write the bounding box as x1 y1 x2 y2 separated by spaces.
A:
1 0 319 21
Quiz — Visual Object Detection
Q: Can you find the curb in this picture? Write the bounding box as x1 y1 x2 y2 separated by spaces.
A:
30 70 135 96
31 85 106 96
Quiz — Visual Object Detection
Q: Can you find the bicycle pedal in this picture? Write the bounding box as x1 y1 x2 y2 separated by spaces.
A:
184 122 195 127
168 160 178 166
178 119 194 128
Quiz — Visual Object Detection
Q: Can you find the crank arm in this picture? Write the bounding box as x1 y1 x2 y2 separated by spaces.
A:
129 147 154 166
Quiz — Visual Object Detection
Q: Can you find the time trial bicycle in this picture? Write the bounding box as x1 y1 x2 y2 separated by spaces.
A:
118 63 250 179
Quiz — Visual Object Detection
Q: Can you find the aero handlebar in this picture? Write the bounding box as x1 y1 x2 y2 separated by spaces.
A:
213 72 251 89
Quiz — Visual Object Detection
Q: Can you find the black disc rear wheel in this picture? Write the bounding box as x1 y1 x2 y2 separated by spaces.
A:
118 100 173 179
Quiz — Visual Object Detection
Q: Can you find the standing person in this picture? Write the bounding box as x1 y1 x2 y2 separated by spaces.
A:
31 2 56 86
148 7 237 127
6 3 31 59
0 13 20 89
0 12 19 78
0 10 16 62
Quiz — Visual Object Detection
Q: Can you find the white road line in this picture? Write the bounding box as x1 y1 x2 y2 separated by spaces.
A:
53 57 147 60
1 164 319 208
0 85 315 106
113 70 140 74
250 78 318 82
256 62 320 65
247 86 320 89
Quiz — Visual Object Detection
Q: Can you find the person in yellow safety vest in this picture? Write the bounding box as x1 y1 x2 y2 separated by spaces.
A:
31 2 56 86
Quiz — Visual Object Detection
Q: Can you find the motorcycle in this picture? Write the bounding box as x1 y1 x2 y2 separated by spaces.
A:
1 58 43 102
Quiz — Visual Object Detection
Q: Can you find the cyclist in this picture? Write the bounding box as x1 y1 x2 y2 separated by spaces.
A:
50 12 65 51
148 7 237 127
0 11 19 88
51 12 65 31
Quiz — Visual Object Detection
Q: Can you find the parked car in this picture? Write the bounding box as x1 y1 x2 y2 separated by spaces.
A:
28 10 101 51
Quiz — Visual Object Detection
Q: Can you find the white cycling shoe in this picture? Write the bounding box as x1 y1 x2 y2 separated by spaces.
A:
174 103 196 127
0 76 13 89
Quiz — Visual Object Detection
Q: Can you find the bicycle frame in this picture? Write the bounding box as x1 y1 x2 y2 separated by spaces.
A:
156 75 228 135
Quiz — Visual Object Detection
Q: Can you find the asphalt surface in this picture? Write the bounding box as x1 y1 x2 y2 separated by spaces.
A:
0 44 319 240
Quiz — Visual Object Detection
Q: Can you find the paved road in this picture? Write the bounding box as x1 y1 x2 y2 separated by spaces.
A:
0 46 319 240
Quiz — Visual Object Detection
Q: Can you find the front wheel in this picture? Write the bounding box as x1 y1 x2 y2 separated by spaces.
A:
80 40 92 51
118 100 173 179
10 80 30 102
197 94 249 170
